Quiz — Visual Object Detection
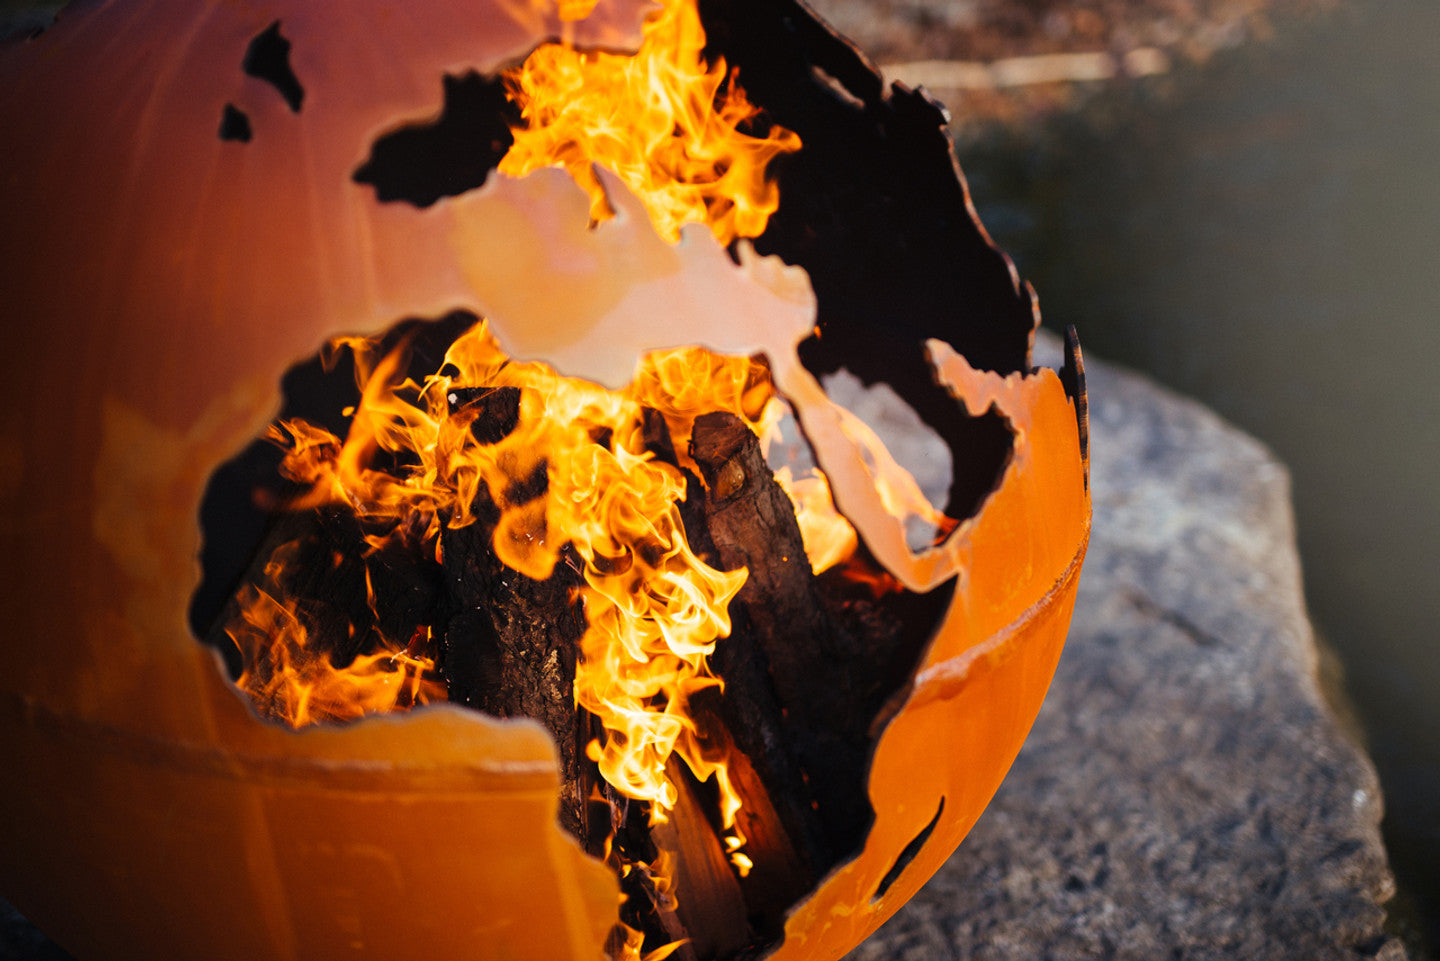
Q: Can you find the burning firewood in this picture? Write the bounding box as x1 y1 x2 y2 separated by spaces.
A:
422 385 911 954
206 320 949 958
690 411 873 857
439 504 590 836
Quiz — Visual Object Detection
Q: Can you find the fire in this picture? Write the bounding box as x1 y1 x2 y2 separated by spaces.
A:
215 0 916 953
499 0 801 244
224 322 834 863
226 323 882 792
225 323 867 956
229 583 443 728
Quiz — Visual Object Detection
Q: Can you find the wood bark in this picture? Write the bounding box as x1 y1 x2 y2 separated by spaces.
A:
689 411 874 861
437 385 589 837
438 509 589 835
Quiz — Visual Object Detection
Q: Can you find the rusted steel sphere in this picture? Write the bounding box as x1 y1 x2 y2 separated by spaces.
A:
0 1 1089 959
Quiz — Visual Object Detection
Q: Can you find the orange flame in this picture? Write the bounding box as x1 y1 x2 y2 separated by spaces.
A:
773 465 858 575
222 316 969 959
499 0 801 243
225 324 828 868
228 575 443 728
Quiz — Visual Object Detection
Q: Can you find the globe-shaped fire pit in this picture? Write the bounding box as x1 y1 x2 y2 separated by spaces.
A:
0 0 1089 958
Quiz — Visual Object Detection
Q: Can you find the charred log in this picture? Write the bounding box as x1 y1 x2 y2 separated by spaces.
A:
682 711 815 943
436 387 589 837
437 497 585 729
671 465 830 883
689 411 874 861
438 519 587 835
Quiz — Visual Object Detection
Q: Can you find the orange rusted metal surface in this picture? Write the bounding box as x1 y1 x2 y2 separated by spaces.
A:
0 1 1090 959
768 342 1090 959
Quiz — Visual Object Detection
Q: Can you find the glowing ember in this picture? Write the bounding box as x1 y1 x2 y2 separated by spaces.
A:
499 0 801 243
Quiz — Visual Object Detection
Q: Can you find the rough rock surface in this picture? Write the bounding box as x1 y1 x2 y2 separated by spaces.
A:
843 339 1404 961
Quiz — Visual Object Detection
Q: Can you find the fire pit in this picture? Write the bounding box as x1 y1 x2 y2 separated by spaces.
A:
0 1 1089 959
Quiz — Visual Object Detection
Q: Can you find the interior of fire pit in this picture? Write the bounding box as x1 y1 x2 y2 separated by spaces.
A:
188 300 1023 957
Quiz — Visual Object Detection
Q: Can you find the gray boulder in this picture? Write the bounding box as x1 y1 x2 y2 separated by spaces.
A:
845 340 1403 960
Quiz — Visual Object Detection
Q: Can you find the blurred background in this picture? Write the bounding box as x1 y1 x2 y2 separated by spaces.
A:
805 0 1437 952
4 0 1436 955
